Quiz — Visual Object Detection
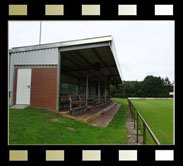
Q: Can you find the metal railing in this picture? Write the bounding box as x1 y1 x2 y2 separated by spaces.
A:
127 98 160 145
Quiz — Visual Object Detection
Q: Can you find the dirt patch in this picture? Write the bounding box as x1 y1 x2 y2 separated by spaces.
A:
10 139 19 143
50 118 59 122
66 127 75 131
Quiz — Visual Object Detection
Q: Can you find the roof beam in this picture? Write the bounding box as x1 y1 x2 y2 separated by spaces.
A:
62 72 84 81
62 72 106 83
75 50 108 79
75 50 93 66
92 48 115 81
92 48 113 75
61 59 88 79
62 65 116 73
62 55 101 80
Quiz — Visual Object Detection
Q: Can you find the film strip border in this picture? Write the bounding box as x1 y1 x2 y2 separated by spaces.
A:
7 149 175 162
4 1 177 166
7 2 175 18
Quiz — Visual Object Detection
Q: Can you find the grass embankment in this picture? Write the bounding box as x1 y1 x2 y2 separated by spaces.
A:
9 98 127 145
131 99 173 144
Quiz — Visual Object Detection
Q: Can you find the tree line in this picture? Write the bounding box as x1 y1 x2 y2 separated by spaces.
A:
110 75 174 98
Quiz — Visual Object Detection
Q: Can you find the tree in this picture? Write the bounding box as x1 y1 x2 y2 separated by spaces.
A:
110 75 173 98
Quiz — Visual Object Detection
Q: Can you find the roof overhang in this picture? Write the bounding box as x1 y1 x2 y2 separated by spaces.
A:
9 36 113 53
9 36 122 84
59 36 122 84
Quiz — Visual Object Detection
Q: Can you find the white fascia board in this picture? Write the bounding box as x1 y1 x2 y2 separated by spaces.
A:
109 39 123 83
59 41 110 52
9 36 113 53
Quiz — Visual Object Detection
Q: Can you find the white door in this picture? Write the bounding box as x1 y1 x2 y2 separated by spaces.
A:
16 69 32 104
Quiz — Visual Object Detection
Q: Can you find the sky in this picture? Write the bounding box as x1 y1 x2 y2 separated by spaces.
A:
9 21 174 82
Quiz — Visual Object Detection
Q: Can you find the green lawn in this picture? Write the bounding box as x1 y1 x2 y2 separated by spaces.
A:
9 98 127 145
131 99 174 145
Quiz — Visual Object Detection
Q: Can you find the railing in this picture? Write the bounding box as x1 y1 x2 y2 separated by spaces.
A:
127 98 160 145
60 95 111 111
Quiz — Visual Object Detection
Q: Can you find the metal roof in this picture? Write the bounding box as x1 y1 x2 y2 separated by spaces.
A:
9 36 113 53
61 43 122 84
10 36 122 84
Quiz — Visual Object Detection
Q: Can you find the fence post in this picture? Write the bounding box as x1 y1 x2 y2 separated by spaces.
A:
129 100 133 122
132 103 133 122
128 99 160 145
143 123 146 144
134 108 135 129
132 108 133 122
137 113 139 143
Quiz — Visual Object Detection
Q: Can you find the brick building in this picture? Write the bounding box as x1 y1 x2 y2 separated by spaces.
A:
9 36 122 111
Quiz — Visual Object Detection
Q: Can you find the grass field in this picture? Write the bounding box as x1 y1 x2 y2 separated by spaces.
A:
9 98 127 145
131 99 174 145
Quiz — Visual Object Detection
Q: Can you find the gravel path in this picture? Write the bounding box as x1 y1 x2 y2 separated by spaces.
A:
126 109 143 144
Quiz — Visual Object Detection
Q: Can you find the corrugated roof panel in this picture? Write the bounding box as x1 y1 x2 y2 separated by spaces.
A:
11 48 59 65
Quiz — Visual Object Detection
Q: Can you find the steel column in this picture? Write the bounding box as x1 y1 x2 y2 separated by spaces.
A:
86 72 88 106
104 83 106 102
98 80 100 104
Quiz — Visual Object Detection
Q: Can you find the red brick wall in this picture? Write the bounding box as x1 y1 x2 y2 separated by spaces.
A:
30 68 57 111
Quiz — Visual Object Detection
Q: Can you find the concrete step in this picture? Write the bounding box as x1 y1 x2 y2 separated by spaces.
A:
57 103 117 124
10 104 30 109
79 103 116 124
88 103 121 127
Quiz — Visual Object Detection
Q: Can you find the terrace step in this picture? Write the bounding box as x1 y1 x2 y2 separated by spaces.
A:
88 103 121 127
57 102 117 124
70 106 88 116
79 103 116 124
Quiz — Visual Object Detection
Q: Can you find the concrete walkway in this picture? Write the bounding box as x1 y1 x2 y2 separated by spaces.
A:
126 109 143 144
10 105 30 109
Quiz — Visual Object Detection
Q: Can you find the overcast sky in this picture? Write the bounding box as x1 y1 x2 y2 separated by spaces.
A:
9 21 174 82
